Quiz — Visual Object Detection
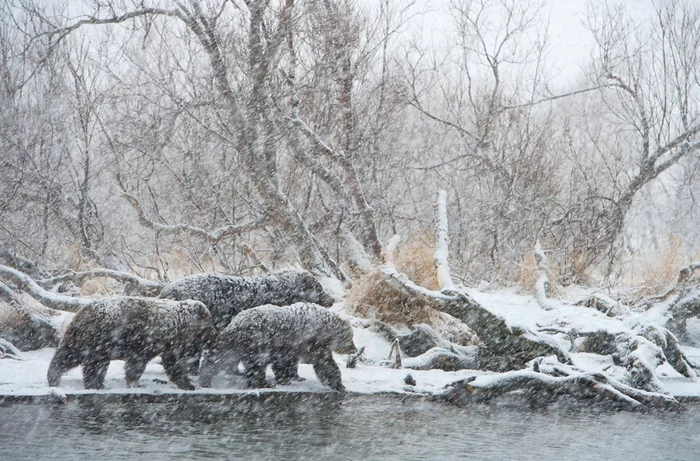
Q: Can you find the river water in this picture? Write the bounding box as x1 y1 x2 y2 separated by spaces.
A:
0 393 699 460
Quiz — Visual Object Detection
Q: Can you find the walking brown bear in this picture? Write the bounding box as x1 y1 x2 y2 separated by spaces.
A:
47 297 215 390
200 303 357 392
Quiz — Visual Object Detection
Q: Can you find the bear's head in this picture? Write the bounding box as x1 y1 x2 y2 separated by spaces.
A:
294 272 335 307
181 300 218 347
330 317 357 355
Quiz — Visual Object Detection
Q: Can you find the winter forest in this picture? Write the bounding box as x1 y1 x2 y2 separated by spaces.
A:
1 0 700 457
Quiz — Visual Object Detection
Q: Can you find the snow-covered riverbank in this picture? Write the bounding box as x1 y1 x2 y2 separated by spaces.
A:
2 288 700 403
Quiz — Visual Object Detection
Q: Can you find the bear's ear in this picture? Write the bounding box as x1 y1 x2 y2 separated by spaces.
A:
198 304 212 321
188 301 211 320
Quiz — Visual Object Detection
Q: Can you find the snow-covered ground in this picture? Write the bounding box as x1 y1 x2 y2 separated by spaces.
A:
2 290 699 401
0 338 481 399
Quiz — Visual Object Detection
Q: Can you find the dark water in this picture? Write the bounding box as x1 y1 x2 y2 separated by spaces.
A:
1 394 699 460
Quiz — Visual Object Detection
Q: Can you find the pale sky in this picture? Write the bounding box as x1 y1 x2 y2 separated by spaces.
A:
403 0 662 87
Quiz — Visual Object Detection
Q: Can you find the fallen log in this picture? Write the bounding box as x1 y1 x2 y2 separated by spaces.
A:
369 321 474 358
0 282 72 350
37 269 164 297
0 264 91 312
403 347 479 371
441 367 682 411
379 267 571 370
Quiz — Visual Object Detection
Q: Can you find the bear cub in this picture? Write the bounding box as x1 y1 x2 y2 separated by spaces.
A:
200 303 356 392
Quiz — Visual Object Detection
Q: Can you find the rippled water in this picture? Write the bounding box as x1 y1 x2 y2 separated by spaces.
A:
1 394 699 460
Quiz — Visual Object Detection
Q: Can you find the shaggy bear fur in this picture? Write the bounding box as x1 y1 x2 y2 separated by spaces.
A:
199 303 357 392
47 297 215 390
158 271 336 330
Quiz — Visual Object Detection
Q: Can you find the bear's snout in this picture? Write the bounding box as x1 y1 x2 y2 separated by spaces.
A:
335 342 358 355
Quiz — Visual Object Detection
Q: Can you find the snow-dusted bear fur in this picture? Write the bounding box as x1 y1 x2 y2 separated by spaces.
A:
199 303 357 392
47 297 215 390
158 271 335 330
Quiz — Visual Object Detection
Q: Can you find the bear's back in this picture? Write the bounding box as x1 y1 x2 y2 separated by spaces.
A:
222 302 339 348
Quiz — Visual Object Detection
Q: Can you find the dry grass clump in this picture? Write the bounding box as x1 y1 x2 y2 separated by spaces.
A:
80 279 117 297
345 232 439 326
345 233 478 345
632 235 699 297
514 249 564 298
393 233 439 291
345 270 477 345
345 270 435 326
49 243 86 272
514 252 539 293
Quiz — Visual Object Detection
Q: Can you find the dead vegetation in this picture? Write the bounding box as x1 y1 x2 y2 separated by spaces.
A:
346 234 477 345
632 236 699 299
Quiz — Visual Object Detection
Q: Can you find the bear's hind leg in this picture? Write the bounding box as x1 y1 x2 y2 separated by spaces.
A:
312 349 345 392
161 351 195 390
82 357 110 389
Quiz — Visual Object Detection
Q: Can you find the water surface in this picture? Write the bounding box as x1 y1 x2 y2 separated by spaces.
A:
0 394 698 460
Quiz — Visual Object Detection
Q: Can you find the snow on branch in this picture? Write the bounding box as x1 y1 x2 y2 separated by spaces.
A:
0 264 91 312
37 269 164 297
121 193 263 243
534 240 555 311
382 234 401 267
434 190 456 291
342 227 375 274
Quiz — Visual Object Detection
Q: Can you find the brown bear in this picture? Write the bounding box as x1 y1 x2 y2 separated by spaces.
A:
199 303 357 392
158 270 336 330
47 297 215 390
159 271 336 374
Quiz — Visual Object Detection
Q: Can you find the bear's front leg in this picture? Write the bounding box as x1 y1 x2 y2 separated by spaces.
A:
82 357 110 389
161 351 195 390
242 358 270 389
271 353 303 385
312 349 345 392
124 356 149 387
47 347 82 387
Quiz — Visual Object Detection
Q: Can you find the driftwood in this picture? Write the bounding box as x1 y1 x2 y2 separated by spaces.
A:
37 269 164 297
387 339 403 369
403 347 479 371
0 337 22 360
440 367 682 411
575 293 626 317
379 267 571 370
0 264 91 312
346 346 365 368
569 325 696 391
369 321 467 357
0 282 71 350
434 190 456 291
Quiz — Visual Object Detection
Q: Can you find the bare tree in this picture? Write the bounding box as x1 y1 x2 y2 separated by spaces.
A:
567 0 700 272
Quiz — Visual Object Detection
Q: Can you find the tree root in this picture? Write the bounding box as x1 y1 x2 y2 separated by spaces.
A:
441 368 682 411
